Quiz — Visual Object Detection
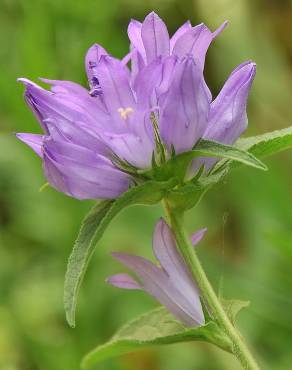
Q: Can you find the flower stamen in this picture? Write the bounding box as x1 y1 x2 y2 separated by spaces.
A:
117 107 134 120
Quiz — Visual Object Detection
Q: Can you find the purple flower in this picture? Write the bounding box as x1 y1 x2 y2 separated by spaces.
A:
128 12 227 70
107 219 207 327
17 11 256 200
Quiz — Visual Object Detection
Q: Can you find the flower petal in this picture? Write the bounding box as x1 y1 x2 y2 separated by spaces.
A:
112 251 204 327
130 47 146 83
104 128 153 169
44 118 108 155
43 138 130 199
40 78 108 118
18 78 105 132
160 57 210 153
156 55 178 99
18 78 50 133
191 228 208 246
153 219 204 324
107 273 142 290
40 78 90 98
134 57 163 107
190 61 257 173
85 43 108 96
94 56 136 120
141 12 170 64
16 133 44 157
204 61 256 145
128 20 146 61
172 21 227 68
18 80 110 156
170 21 192 52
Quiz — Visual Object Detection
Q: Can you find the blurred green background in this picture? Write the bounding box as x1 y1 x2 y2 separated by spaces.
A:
0 0 292 369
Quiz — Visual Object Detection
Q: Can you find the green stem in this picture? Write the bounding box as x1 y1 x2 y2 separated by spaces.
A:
163 200 260 370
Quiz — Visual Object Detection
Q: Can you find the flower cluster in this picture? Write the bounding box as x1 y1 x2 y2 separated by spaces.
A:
17 12 256 200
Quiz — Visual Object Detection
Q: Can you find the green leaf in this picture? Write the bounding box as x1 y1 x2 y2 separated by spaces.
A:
195 139 267 171
81 307 233 369
145 139 267 182
64 180 176 328
236 126 292 158
221 299 250 325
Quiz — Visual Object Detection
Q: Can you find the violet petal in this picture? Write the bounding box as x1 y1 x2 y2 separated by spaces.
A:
153 219 204 323
107 273 142 290
160 57 210 153
16 133 44 158
112 251 204 327
172 21 227 68
191 228 208 246
141 12 170 64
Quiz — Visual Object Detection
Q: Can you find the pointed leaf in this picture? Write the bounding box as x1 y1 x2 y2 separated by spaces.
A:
194 139 267 171
236 126 292 158
145 138 265 183
64 179 176 327
81 307 232 369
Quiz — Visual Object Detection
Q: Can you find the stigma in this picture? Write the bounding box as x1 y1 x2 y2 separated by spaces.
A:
117 107 134 120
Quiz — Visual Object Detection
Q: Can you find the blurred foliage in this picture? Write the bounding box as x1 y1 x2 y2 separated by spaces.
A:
0 0 292 369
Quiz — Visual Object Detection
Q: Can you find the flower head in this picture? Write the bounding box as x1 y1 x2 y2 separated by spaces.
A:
17 12 256 200
107 219 207 327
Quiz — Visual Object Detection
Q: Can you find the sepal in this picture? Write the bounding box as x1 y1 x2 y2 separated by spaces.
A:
165 167 228 211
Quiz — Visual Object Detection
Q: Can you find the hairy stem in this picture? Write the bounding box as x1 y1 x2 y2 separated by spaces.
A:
163 200 260 370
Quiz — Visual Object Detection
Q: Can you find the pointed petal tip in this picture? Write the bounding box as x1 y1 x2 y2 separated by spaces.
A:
229 60 256 80
191 228 207 246
15 132 29 141
239 61 257 79
213 20 229 38
16 133 44 157
190 22 207 33
111 251 128 262
157 217 167 225
17 77 32 86
129 18 141 26
250 62 257 77
244 60 256 68
86 42 105 50
154 218 170 241
106 273 142 290
147 10 159 18
38 77 51 83
111 251 119 258
17 78 43 93
143 11 162 23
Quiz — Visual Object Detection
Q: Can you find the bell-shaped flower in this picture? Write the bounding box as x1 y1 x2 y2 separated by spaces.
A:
17 11 256 200
107 219 207 327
